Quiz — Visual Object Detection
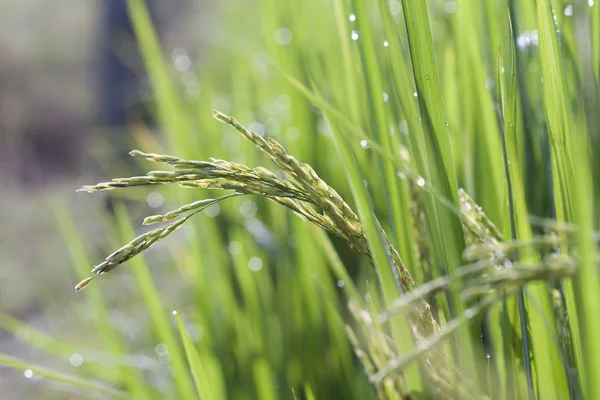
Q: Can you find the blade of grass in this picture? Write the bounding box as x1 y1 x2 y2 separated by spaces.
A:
174 311 227 400
113 204 197 400
532 0 578 396
399 0 478 386
0 352 130 399
126 0 194 153
312 82 419 394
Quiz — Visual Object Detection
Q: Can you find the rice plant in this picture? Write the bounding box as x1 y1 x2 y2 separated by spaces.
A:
2 0 600 399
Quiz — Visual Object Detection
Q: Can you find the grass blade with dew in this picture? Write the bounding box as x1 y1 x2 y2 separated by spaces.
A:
536 0 585 396
313 84 419 394
399 0 479 387
494 12 536 398
174 311 227 400
112 204 197 399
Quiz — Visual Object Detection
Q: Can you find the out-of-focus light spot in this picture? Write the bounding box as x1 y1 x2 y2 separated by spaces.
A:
147 192 163 208
286 127 301 141
445 1 457 13
248 122 266 137
248 257 263 271
172 48 191 72
564 5 573 16
24 369 33 378
399 120 409 135
174 55 191 72
389 1 401 16
69 353 84 367
275 28 292 46
204 204 220 218
240 200 258 218
277 95 292 110
181 71 197 86
155 343 168 356
229 241 242 255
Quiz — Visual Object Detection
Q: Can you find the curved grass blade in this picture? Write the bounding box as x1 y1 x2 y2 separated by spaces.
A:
174 312 227 400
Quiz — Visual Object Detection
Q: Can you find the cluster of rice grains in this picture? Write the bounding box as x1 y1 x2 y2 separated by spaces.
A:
76 112 581 398
81 112 372 285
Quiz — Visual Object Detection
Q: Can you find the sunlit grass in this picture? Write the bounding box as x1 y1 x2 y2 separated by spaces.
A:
2 0 599 398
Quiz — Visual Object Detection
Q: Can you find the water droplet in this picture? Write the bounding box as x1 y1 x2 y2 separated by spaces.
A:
204 204 220 218
24 369 33 379
464 309 475 318
516 30 538 51
228 241 242 255
389 1 401 16
485 79 495 90
589 0 595 6
383 40 389 47
274 28 293 46
486 353 491 359
337 280 345 287
413 92 418 97
349 13 356 21
172 310 178 315
425 75 430 80
360 140 370 149
416 177 425 187
383 92 389 102
158 353 171 364
248 257 263 271
445 1 457 13
69 353 84 367
564 5 573 16
147 192 163 208
351 30 360 40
